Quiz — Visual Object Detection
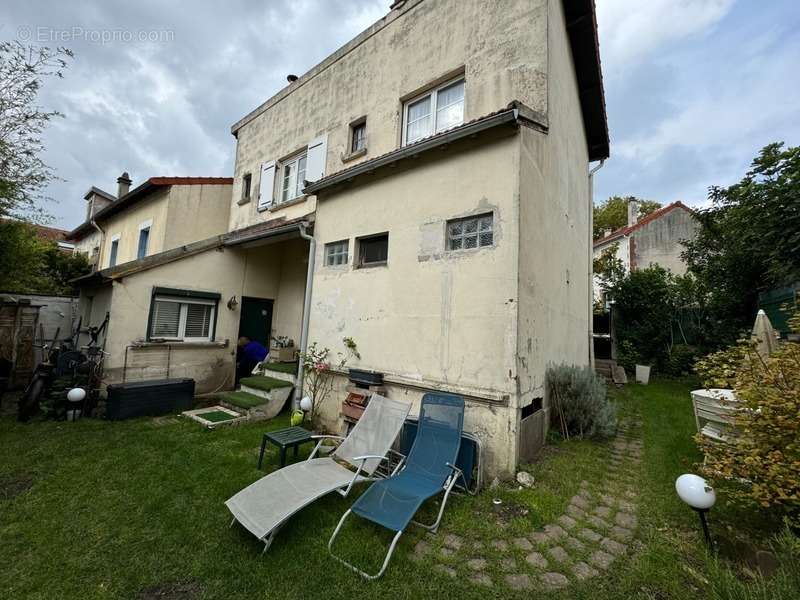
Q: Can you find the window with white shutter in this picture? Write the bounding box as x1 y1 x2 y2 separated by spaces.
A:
304 134 328 183
257 160 276 211
148 292 217 342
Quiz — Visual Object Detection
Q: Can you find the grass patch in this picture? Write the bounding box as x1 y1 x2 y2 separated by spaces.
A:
263 362 298 375
239 375 293 392
0 379 796 599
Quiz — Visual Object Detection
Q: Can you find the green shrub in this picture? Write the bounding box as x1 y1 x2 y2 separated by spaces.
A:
663 344 699 376
546 364 616 439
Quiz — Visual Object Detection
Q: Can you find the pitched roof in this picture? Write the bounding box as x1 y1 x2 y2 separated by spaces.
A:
67 176 233 241
593 201 694 248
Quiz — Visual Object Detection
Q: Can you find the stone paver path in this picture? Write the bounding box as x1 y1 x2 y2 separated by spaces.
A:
415 416 644 591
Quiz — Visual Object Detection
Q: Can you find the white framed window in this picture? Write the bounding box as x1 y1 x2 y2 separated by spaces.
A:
280 152 307 203
325 240 349 266
108 233 121 267
137 219 152 260
447 213 493 251
403 78 465 145
149 295 216 342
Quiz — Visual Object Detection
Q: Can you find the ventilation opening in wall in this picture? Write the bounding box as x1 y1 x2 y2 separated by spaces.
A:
521 397 543 420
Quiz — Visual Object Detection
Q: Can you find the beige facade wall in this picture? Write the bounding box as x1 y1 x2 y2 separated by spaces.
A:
229 0 548 232
99 240 305 393
309 132 520 476
90 183 231 269
100 189 170 268
631 208 698 275
163 184 232 248
515 0 592 458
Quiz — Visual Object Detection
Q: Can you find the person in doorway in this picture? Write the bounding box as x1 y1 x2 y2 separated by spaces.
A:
236 336 268 383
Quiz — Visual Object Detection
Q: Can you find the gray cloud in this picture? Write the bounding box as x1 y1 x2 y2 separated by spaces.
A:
2 0 798 227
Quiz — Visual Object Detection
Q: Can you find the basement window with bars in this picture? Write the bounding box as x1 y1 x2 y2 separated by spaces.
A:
149 295 217 342
447 213 493 251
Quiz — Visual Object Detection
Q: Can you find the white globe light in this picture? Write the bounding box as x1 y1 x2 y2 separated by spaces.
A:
299 395 313 412
675 473 716 510
67 387 87 403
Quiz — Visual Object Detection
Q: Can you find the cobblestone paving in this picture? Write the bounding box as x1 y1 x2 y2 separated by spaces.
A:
413 417 643 590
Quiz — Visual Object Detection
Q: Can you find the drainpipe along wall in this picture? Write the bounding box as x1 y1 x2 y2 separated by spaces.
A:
587 159 605 367
293 222 316 410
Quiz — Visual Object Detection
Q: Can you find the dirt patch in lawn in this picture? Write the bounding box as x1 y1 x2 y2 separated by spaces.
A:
136 580 203 600
0 473 35 500
490 501 531 524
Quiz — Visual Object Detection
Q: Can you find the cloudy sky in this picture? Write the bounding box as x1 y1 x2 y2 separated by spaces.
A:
2 0 799 229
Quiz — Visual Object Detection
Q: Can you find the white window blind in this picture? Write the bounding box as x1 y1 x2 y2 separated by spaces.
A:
150 296 216 341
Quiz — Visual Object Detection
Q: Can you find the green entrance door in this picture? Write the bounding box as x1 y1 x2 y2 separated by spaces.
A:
238 297 273 347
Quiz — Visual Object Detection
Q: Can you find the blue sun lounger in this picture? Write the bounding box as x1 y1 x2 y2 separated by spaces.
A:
328 393 465 579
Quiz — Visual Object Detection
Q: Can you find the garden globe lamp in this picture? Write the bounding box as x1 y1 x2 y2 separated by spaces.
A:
66 387 87 422
299 395 313 412
675 473 716 548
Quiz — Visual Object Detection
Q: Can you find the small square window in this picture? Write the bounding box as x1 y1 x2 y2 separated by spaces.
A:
447 213 493 251
325 240 349 266
351 121 366 153
241 173 252 203
357 233 388 267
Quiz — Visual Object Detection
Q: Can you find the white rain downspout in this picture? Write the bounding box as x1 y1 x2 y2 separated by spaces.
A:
588 159 605 367
294 222 316 409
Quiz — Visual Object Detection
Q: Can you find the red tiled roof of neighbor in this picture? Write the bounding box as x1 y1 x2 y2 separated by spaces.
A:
147 177 233 186
593 201 694 247
32 223 70 241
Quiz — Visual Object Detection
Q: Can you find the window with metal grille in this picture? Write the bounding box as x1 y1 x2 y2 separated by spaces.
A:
447 213 493 251
150 296 215 341
325 240 349 266
351 122 366 153
357 233 388 267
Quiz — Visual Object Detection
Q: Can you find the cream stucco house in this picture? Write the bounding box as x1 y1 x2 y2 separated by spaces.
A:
70 0 609 479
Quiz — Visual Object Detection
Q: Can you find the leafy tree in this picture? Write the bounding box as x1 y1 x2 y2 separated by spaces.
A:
0 220 90 295
683 142 800 344
593 242 625 294
593 195 661 239
0 41 73 219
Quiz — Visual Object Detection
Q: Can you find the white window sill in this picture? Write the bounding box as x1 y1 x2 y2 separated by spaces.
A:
267 195 308 212
137 339 229 349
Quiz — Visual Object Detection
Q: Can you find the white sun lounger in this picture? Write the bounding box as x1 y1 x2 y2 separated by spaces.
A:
225 394 411 552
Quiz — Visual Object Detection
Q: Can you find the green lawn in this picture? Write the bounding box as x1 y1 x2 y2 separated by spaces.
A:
0 379 796 599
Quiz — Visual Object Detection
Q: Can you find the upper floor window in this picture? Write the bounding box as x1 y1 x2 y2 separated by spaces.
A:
447 213 493 251
109 235 120 267
281 152 307 203
325 240 349 266
351 121 366 153
403 78 465 145
137 226 150 259
241 173 252 204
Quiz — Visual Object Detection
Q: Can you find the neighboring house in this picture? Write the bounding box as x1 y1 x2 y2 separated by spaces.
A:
70 0 608 479
593 200 698 300
67 174 233 269
30 223 75 252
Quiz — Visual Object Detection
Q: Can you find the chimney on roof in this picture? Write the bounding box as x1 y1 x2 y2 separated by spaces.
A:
627 199 639 227
117 172 132 198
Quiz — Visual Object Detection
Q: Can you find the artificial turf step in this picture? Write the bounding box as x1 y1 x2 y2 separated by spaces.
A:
263 361 298 375
239 375 294 392
221 391 267 409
